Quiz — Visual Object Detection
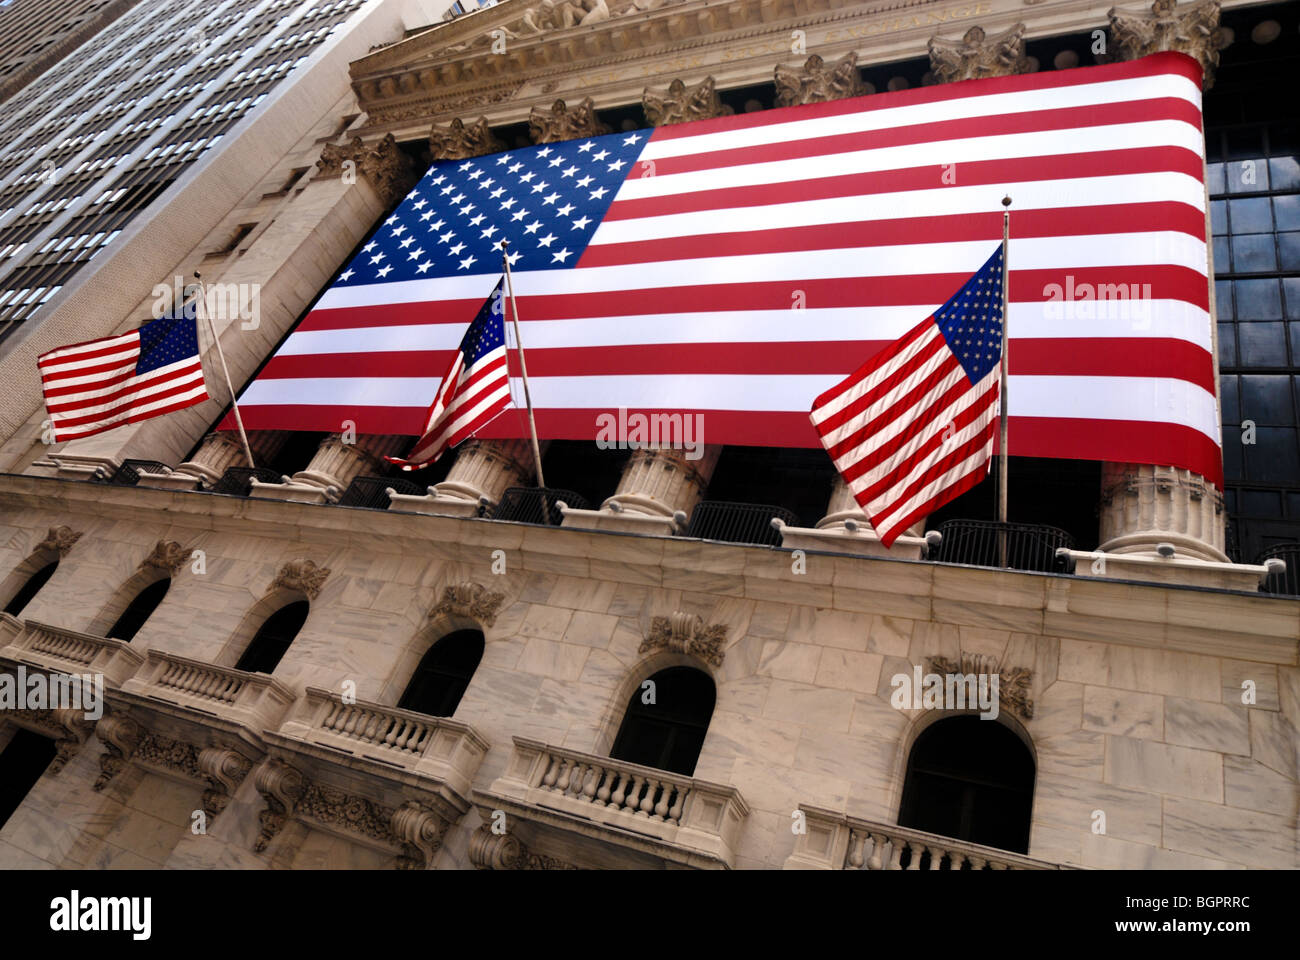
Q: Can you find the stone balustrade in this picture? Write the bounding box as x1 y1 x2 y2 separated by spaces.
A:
273 687 488 798
118 650 297 733
0 618 144 687
785 805 1068 870
483 737 749 868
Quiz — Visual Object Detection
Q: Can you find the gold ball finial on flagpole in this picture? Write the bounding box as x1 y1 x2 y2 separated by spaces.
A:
1002 195 1012 207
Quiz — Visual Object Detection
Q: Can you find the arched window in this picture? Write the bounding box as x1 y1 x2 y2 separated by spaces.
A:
234 601 309 675
105 578 170 642
898 715 1035 854
397 629 484 717
610 666 715 776
3 560 58 617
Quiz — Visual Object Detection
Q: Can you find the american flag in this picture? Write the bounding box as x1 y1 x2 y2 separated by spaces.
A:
385 276 511 470
811 246 1005 547
38 313 209 442
228 52 1220 487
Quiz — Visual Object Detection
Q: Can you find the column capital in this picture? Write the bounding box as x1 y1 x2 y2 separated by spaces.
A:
928 23 1032 84
429 116 506 160
528 97 610 144
315 133 417 206
643 76 733 126
774 52 868 107
1107 0 1229 88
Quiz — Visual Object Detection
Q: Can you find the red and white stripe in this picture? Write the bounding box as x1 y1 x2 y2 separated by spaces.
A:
38 330 208 442
394 343 510 468
812 319 1001 546
235 52 1221 486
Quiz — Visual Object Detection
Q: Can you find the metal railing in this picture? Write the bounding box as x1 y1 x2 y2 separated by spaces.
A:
91 459 170 486
1257 543 1299 596
933 519 1074 573
490 486 591 525
336 475 425 510
686 500 798 547
209 466 284 496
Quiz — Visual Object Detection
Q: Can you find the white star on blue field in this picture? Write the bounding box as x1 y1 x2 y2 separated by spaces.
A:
933 245 1004 385
334 130 651 286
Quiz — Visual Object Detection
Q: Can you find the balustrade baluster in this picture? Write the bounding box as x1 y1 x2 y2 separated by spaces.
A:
638 778 658 816
555 758 573 792
847 831 866 870
949 851 967 870
594 768 612 805
609 771 628 808
667 785 686 823
928 846 946 870
905 841 923 869
542 755 561 788
653 781 672 820
887 837 905 870
866 833 885 870
582 765 601 802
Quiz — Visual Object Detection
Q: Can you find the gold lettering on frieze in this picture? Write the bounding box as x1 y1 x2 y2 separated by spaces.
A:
821 1 989 44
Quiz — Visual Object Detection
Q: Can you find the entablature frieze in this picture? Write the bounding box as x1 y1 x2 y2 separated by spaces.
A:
346 0 1259 139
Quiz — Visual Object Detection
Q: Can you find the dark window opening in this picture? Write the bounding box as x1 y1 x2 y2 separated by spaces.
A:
898 715 1036 854
105 578 170 643
234 601 309 675
0 728 57 829
396 629 485 717
610 666 715 776
3 560 58 617
703 446 836 529
539 440 630 509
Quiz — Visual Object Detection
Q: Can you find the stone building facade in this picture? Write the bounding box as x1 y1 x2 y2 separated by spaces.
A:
0 0 1295 870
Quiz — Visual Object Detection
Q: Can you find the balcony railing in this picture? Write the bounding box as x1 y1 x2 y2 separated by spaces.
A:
933 519 1074 573
786 806 1068 870
686 500 798 547
1257 543 1299 596
272 687 488 797
119 650 296 732
482 738 749 868
336 475 425 510
0 618 144 687
491 486 591 525
88 459 171 486
209 466 285 496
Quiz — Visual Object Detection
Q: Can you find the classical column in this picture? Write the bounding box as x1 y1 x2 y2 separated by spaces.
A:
166 429 289 487
1080 0 1242 585
251 433 408 504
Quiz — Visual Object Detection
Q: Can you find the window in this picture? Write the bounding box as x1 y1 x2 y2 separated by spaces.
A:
0 729 56 829
105 578 169 642
898 715 1036 854
234 601 308 674
3 560 58 617
397 629 484 717
610 667 715 776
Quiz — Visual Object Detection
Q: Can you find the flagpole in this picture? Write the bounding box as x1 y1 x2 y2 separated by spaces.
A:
499 242 547 495
998 196 1012 567
192 271 256 470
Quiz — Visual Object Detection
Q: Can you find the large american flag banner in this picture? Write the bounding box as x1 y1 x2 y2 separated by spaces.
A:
812 246 1005 546
39 314 209 442
229 52 1220 486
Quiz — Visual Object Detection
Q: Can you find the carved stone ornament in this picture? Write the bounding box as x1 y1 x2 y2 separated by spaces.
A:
253 758 306 853
640 611 727 668
297 783 396 846
140 540 190 575
430 582 507 627
1107 0 1228 88
391 800 452 870
529 97 611 144
926 652 1034 719
271 559 331 601
315 133 417 206
429 116 506 160
93 712 142 791
197 746 254 819
468 824 579 870
774 52 868 107
928 24 1032 84
16 705 95 774
643 76 733 127
36 525 82 557
133 731 202 780
447 0 686 52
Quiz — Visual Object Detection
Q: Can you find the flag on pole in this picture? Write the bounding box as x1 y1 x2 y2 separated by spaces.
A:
810 245 1005 547
385 277 512 471
37 313 209 443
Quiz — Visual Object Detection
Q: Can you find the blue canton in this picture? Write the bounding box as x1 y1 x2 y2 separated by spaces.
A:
933 245 1005 385
334 129 652 285
135 313 201 376
462 279 506 363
